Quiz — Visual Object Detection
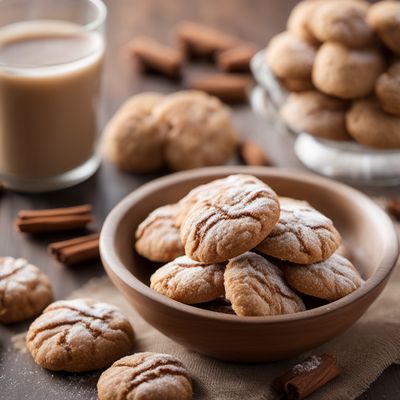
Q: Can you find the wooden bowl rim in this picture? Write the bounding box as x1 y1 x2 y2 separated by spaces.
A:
100 166 399 324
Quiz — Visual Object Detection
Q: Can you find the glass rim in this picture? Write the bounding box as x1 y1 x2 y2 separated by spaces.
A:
0 0 107 71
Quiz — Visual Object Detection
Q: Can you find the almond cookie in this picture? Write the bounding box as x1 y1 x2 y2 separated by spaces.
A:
135 204 184 262
310 1 374 48
150 256 225 304
180 176 280 263
346 98 400 149
375 62 400 116
368 1 400 55
224 252 305 316
102 93 165 172
97 352 192 400
266 31 317 80
312 42 385 99
0 257 53 324
257 203 341 264
287 1 321 44
280 91 351 141
153 90 238 171
283 253 363 301
26 298 135 372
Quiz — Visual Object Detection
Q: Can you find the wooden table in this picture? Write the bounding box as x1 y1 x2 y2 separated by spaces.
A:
0 1 399 398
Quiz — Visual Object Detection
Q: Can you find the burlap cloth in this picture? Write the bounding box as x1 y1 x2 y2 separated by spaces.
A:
67 216 400 400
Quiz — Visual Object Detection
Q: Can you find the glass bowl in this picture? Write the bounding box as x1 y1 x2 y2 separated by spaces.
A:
250 49 400 186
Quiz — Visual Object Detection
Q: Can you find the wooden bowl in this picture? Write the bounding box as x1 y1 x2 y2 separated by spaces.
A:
100 166 399 362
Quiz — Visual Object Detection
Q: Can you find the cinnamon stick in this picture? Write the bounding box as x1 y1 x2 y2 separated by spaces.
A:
127 36 183 78
176 21 238 58
217 43 258 72
16 204 93 233
187 73 251 103
272 353 340 400
239 140 273 166
49 233 100 266
386 198 400 221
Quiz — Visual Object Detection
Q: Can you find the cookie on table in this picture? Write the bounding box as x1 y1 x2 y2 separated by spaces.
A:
102 93 165 172
135 204 184 262
266 31 317 80
283 253 363 301
224 252 305 316
150 256 225 304
153 90 238 171
0 257 53 324
26 298 134 372
257 203 341 264
346 98 400 149
367 1 400 55
180 175 280 263
312 42 385 99
280 91 351 141
97 352 192 400
310 0 374 48
375 62 400 116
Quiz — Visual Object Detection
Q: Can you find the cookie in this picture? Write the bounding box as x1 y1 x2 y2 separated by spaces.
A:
312 42 385 99
135 204 184 262
150 256 225 304
0 257 53 324
281 77 314 93
257 203 341 264
310 1 374 48
266 31 317 80
102 93 165 172
224 252 305 316
368 1 400 55
280 91 351 141
287 1 321 44
153 90 238 171
26 298 134 372
97 352 192 400
346 97 400 149
180 175 280 263
375 62 400 116
283 253 363 301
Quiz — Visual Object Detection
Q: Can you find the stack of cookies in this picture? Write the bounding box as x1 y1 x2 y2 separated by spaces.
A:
135 174 363 317
102 90 238 172
266 0 400 149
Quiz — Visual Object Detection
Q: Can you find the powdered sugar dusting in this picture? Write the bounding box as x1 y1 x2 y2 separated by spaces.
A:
293 355 321 374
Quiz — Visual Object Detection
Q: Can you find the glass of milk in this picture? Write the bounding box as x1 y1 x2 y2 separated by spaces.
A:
0 0 106 192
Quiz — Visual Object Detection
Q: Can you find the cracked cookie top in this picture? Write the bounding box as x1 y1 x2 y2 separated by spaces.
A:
257 203 341 264
283 253 364 301
135 204 184 262
180 175 280 263
150 255 225 304
97 352 192 400
224 252 305 316
26 298 135 372
0 257 53 324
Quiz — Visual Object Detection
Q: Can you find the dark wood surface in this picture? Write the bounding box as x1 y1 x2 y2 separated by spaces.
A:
0 0 399 399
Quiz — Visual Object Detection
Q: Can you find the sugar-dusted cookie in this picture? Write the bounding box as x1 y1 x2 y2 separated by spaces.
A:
313 42 385 99
346 98 400 149
280 91 351 141
375 62 400 116
180 175 280 263
310 0 374 48
224 252 305 316
26 298 134 372
283 253 363 301
97 352 192 400
266 31 317 80
102 93 165 172
153 90 238 171
150 256 225 304
135 204 184 262
257 203 341 264
368 1 400 55
0 257 53 323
